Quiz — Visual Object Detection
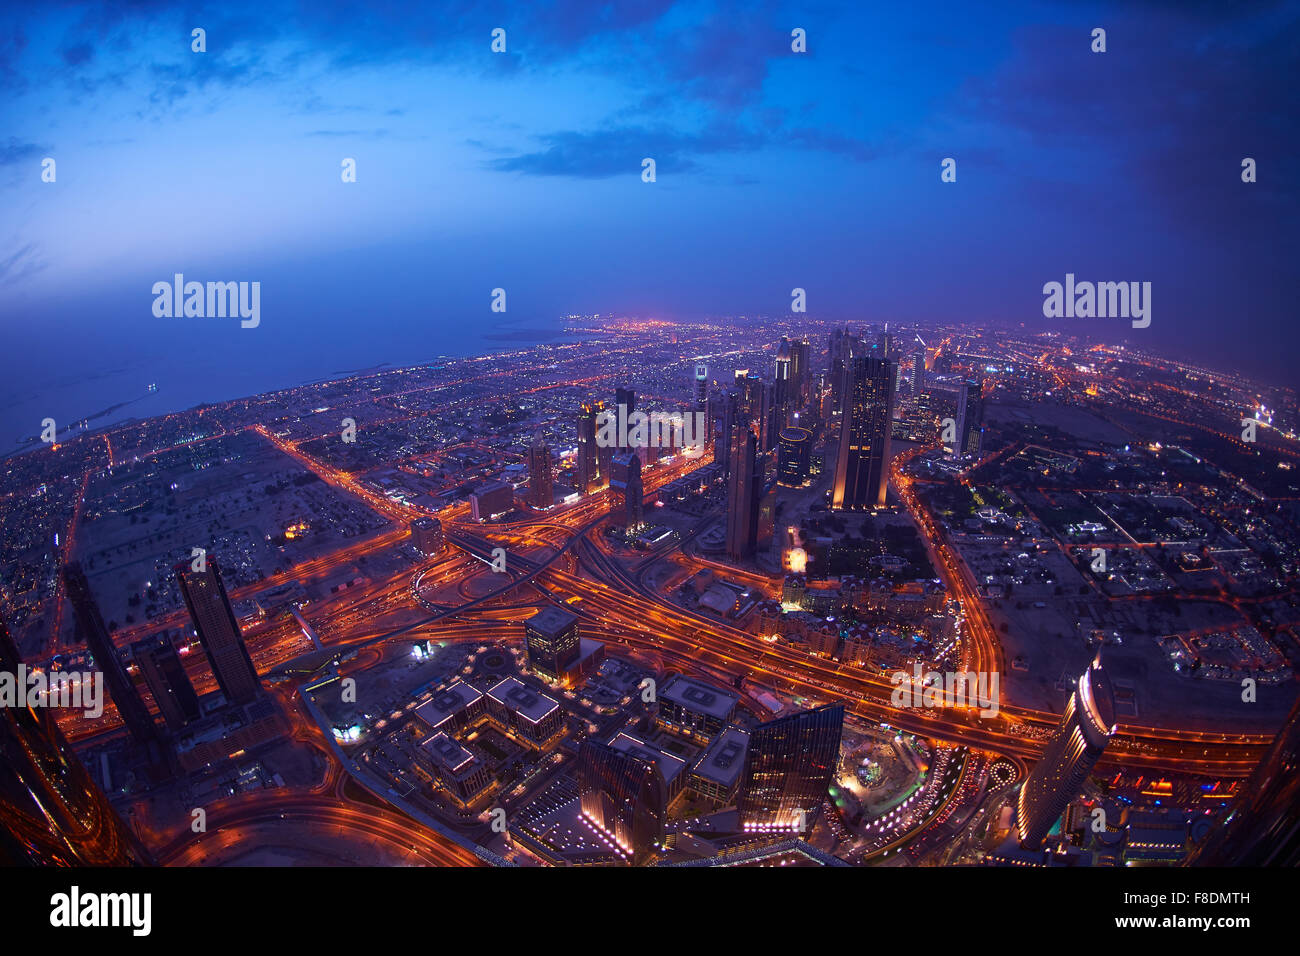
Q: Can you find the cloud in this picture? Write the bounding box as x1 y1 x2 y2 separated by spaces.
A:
483 122 768 178
0 138 47 165
0 242 45 286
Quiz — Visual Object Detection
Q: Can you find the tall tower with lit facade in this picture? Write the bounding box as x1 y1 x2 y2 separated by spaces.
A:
1017 656 1116 850
738 704 844 831
831 350 894 509
0 618 153 866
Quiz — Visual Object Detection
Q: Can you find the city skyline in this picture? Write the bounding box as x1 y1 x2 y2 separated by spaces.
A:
2 1 1299 923
2 0 1299 451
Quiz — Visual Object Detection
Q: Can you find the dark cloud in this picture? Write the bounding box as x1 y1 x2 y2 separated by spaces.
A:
0 138 47 165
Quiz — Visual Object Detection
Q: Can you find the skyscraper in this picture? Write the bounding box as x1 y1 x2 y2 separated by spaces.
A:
1189 695 1300 866
62 561 159 747
777 426 813 487
910 350 925 399
955 377 984 458
738 704 844 830
577 399 607 494
831 351 895 510
773 337 794 428
523 606 581 683
527 431 553 509
716 388 738 478
1017 656 1116 850
693 363 711 447
725 424 761 562
577 739 667 865
0 617 153 866
175 558 261 706
793 337 812 407
132 633 201 732
828 327 860 415
609 452 643 527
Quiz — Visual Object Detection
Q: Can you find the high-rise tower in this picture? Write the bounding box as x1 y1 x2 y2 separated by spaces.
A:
1016 656 1116 850
175 558 260 706
578 739 667 865
527 432 553 509
62 562 159 747
0 618 153 866
132 634 201 732
831 351 895 509
738 704 844 830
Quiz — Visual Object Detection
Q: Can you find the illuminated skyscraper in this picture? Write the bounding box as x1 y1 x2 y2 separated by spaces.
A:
0 618 153 866
577 399 607 494
132 634 201 732
1189 695 1300 866
793 337 812 406
831 351 895 509
725 424 761 562
911 350 925 399
777 426 813 487
523 606 580 683
955 377 984 458
62 561 159 747
577 739 667 865
738 704 844 830
609 452 643 527
175 558 261 706
694 363 712 447
716 388 738 477
1017 655 1116 850
527 432 553 509
774 337 794 428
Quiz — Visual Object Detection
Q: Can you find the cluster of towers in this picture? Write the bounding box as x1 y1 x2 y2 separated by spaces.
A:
63 558 262 757
1 557 262 864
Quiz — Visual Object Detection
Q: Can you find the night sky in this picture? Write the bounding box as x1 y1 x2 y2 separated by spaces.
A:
1 1 1297 442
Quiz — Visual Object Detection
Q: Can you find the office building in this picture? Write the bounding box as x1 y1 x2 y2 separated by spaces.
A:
175 558 261 706
132 633 201 731
63 562 159 746
609 451 643 527
577 399 607 494
409 516 445 555
831 351 894 509
470 479 514 522
655 675 738 744
1017 656 1116 850
1189 694 1300 866
690 725 750 805
738 704 844 830
578 739 667 865
523 606 581 683
777 426 813 487
0 618 153 866
417 733 494 808
485 677 563 748
528 432 553 509
955 377 984 458
694 364 712 447
725 424 761 561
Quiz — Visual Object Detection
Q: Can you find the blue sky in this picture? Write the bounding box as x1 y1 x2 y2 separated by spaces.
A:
0 0 1297 441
